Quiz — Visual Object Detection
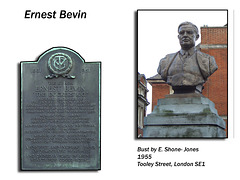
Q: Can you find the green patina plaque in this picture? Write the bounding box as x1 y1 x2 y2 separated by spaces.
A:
20 47 101 170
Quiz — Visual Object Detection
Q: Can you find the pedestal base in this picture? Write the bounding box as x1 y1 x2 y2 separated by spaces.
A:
143 93 226 138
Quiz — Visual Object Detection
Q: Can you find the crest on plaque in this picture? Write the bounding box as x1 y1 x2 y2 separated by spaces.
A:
46 52 75 79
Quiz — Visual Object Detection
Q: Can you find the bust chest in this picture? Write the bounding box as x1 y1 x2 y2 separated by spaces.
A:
167 53 204 86
168 53 200 75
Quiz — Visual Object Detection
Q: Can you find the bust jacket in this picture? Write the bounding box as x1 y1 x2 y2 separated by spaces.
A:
157 50 218 86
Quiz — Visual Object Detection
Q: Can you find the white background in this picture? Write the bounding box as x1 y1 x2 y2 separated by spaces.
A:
0 0 238 179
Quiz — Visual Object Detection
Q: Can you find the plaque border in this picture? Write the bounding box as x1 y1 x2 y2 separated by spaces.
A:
19 47 101 171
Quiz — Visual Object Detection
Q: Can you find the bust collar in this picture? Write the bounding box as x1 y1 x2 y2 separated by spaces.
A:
179 47 197 56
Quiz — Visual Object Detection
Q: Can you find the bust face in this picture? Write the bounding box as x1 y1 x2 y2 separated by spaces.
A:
178 24 199 50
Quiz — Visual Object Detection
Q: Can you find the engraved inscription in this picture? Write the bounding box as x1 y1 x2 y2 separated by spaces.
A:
23 80 97 165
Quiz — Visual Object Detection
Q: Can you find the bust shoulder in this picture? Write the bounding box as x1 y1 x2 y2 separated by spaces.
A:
160 52 178 64
158 52 179 80
159 52 178 67
196 50 214 60
165 52 179 60
195 50 218 79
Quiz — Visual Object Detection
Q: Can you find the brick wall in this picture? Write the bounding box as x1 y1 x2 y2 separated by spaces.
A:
201 26 228 135
151 83 170 111
140 76 145 85
201 48 227 116
201 26 227 118
201 27 227 45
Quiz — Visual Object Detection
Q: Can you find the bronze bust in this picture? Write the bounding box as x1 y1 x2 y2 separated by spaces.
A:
157 21 218 94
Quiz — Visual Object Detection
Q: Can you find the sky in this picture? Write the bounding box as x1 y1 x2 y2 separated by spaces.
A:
138 10 228 113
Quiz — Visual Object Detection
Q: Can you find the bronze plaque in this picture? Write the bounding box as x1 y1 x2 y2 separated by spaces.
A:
20 47 101 170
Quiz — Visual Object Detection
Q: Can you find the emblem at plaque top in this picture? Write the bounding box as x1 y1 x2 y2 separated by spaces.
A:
46 52 75 79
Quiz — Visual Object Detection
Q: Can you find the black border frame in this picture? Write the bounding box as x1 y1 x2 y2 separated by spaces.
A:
136 9 228 139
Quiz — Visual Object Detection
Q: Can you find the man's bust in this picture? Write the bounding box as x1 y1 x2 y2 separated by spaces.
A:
157 21 218 94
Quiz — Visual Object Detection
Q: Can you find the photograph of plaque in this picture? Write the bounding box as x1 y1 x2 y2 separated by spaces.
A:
20 47 101 170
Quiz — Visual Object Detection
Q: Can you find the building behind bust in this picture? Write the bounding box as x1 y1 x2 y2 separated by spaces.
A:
147 24 228 136
137 73 150 137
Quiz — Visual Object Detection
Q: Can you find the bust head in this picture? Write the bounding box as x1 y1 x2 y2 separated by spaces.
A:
178 22 199 50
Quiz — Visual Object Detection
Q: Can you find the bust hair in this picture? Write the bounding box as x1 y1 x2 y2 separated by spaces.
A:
178 21 199 35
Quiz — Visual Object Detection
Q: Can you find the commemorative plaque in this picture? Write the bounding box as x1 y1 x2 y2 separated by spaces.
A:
20 47 101 170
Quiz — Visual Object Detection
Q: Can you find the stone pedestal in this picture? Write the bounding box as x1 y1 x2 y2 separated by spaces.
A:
143 93 226 138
